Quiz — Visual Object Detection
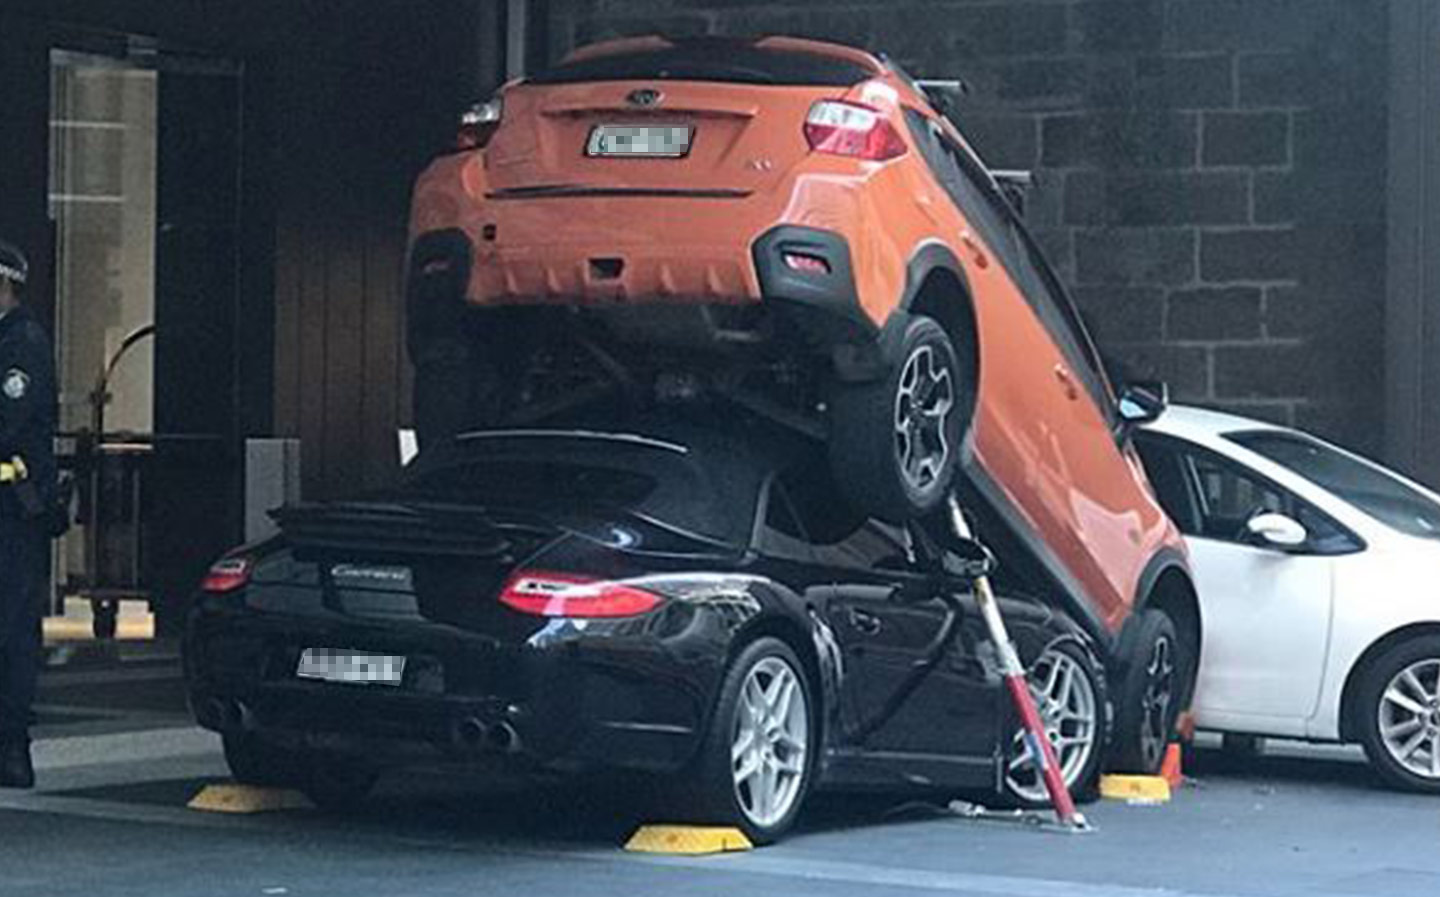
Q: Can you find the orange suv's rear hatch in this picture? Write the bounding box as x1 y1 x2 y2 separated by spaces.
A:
483 37 882 197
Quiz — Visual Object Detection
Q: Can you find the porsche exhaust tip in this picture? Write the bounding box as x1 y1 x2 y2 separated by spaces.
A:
448 716 521 755
487 721 521 755
451 716 489 752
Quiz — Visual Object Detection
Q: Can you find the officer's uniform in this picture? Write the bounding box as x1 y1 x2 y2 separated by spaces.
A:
0 248 56 776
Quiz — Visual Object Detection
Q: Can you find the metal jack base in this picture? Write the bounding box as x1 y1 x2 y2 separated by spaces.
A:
945 800 1096 835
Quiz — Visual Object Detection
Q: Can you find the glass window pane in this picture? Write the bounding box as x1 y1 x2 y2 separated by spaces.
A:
1230 431 1440 541
1180 444 1356 552
50 50 157 436
1134 437 1201 535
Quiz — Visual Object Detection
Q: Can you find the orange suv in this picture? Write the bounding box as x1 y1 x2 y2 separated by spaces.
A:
406 35 1199 772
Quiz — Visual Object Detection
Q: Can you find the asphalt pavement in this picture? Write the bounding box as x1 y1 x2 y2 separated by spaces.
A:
4 664 1440 897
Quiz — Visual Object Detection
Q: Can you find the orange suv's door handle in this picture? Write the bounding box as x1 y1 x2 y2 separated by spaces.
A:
1054 364 1080 401
959 231 989 269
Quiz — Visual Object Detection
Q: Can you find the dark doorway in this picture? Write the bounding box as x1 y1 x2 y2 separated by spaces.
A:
47 39 243 642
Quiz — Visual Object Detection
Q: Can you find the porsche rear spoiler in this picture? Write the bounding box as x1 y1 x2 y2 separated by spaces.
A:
270 501 550 558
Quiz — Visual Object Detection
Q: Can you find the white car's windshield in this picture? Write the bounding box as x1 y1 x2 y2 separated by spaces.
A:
1229 430 1440 540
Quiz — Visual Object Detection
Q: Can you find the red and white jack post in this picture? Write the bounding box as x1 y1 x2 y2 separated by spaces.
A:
947 496 1092 833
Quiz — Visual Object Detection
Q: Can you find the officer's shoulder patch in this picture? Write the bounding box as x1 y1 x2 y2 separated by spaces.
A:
3 368 29 400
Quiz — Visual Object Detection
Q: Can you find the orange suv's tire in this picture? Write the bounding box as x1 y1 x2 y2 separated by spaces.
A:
1110 609 1192 774
828 316 966 521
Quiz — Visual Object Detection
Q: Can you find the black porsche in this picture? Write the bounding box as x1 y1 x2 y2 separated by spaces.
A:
184 422 1108 842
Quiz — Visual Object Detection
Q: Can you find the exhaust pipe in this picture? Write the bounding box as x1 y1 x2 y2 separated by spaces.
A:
450 716 489 752
487 720 521 755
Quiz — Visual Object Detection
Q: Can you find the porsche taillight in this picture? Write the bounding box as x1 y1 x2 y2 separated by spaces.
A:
498 570 662 619
201 557 252 593
804 101 907 161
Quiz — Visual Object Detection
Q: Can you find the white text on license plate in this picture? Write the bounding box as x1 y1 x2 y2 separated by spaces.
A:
586 124 692 157
296 648 406 686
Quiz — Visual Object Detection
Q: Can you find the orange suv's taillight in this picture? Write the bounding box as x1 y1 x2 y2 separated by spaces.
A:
499 570 662 618
456 97 503 150
804 100 907 161
201 557 252 593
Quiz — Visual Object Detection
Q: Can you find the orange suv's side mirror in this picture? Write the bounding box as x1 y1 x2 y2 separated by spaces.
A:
1118 380 1169 427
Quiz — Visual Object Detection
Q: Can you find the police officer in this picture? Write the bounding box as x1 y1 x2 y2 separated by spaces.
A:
0 241 56 789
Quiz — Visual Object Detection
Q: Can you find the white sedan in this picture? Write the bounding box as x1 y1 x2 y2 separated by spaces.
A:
1135 405 1440 792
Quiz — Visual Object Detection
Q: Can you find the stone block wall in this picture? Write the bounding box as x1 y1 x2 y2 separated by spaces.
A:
546 0 1390 451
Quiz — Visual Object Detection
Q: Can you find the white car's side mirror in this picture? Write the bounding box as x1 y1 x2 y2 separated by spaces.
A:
1246 512 1308 549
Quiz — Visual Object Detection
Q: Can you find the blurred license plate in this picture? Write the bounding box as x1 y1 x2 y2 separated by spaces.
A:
586 124 692 157
296 648 406 686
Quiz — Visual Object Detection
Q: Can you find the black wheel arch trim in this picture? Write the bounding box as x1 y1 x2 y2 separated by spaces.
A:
899 241 973 312
880 241 978 365
1112 547 1194 673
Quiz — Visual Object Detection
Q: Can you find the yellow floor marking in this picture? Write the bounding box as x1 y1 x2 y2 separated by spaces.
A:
624 825 754 855
1099 774 1172 803
187 784 314 814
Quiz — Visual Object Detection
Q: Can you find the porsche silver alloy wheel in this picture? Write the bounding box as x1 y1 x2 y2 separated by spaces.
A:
732 656 808 829
1006 647 1099 802
1139 635 1176 771
1378 658 1440 779
893 344 955 493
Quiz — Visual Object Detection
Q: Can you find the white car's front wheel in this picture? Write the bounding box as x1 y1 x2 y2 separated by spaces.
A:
1357 635 1440 793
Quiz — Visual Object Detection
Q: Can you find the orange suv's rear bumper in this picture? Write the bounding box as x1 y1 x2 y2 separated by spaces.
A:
410 155 894 350
408 152 906 343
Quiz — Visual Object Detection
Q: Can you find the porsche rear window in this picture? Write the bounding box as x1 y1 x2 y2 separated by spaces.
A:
529 42 873 86
411 462 657 510
405 434 766 547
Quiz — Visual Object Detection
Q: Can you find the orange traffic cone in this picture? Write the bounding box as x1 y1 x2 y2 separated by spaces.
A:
1160 742 1184 788
1164 709 1196 787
